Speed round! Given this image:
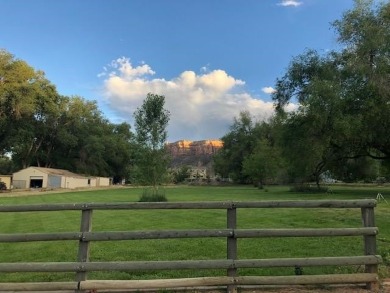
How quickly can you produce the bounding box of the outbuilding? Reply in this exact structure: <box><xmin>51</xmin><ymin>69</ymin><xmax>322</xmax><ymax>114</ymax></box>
<box><xmin>12</xmin><ymin>167</ymin><xmax>111</xmax><ymax>190</ymax></box>
<box><xmin>0</xmin><ymin>175</ymin><xmax>12</xmax><ymax>190</ymax></box>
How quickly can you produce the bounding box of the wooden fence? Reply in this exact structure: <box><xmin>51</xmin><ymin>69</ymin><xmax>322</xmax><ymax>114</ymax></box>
<box><xmin>0</xmin><ymin>200</ymin><xmax>382</xmax><ymax>292</ymax></box>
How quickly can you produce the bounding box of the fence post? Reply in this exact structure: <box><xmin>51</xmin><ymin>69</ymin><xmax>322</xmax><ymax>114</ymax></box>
<box><xmin>361</xmin><ymin>206</ymin><xmax>378</xmax><ymax>291</ymax></box>
<box><xmin>75</xmin><ymin>208</ymin><xmax>93</xmax><ymax>288</ymax></box>
<box><xmin>227</xmin><ymin>204</ymin><xmax>237</xmax><ymax>293</ymax></box>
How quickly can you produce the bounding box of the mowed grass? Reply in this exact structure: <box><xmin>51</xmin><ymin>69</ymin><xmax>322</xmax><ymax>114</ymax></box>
<box><xmin>0</xmin><ymin>184</ymin><xmax>389</xmax><ymax>281</ymax></box>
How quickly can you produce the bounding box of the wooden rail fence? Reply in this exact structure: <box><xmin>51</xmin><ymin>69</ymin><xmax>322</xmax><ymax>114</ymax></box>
<box><xmin>0</xmin><ymin>200</ymin><xmax>382</xmax><ymax>292</ymax></box>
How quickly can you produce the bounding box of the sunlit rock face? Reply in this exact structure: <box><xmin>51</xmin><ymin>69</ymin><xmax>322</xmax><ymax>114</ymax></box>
<box><xmin>166</xmin><ymin>140</ymin><xmax>223</xmax><ymax>167</ymax></box>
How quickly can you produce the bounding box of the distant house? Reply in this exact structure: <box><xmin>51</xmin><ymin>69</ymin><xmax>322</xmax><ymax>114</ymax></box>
<box><xmin>0</xmin><ymin>175</ymin><xmax>12</xmax><ymax>190</ymax></box>
<box><xmin>12</xmin><ymin>167</ymin><xmax>111</xmax><ymax>190</ymax></box>
<box><xmin>188</xmin><ymin>167</ymin><xmax>208</xmax><ymax>181</ymax></box>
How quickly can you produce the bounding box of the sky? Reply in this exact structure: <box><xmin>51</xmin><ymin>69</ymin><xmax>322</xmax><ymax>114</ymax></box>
<box><xmin>1</xmin><ymin>0</ymin><xmax>359</xmax><ymax>142</ymax></box>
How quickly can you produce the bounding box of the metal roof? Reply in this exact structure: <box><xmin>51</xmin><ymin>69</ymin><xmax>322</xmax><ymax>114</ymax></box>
<box><xmin>29</xmin><ymin>167</ymin><xmax>88</xmax><ymax>179</ymax></box>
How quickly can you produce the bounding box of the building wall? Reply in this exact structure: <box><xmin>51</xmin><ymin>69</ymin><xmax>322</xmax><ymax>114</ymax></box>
<box><xmin>61</xmin><ymin>177</ymin><xmax>90</xmax><ymax>189</ymax></box>
<box><xmin>13</xmin><ymin>167</ymin><xmax>48</xmax><ymax>189</ymax></box>
<box><xmin>0</xmin><ymin>176</ymin><xmax>12</xmax><ymax>189</ymax></box>
<box><xmin>97</xmin><ymin>177</ymin><xmax>110</xmax><ymax>186</ymax></box>
<box><xmin>188</xmin><ymin>167</ymin><xmax>208</xmax><ymax>180</ymax></box>
<box><xmin>89</xmin><ymin>178</ymin><xmax>97</xmax><ymax>187</ymax></box>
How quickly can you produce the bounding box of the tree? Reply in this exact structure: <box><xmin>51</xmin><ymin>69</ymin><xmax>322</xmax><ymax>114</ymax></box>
<box><xmin>9</xmin><ymin>77</ymin><xmax>63</xmax><ymax>169</ymax></box>
<box><xmin>0</xmin><ymin>155</ymin><xmax>14</xmax><ymax>174</ymax></box>
<box><xmin>213</xmin><ymin>112</ymin><xmax>286</xmax><ymax>185</ymax></box>
<box><xmin>214</xmin><ymin>111</ymin><xmax>256</xmax><ymax>183</ymax></box>
<box><xmin>280</xmin><ymin>111</ymin><xmax>339</xmax><ymax>187</ymax></box>
<box><xmin>0</xmin><ymin>49</ymin><xmax>44</xmax><ymax>155</ymax></box>
<box><xmin>103</xmin><ymin>122</ymin><xmax>134</xmax><ymax>184</ymax></box>
<box><xmin>133</xmin><ymin>93</ymin><xmax>171</xmax><ymax>193</ymax></box>
<box><xmin>49</xmin><ymin>97</ymin><xmax>134</xmax><ymax>178</ymax></box>
<box><xmin>172</xmin><ymin>165</ymin><xmax>191</xmax><ymax>184</ymax></box>
<box><xmin>332</xmin><ymin>0</ymin><xmax>390</xmax><ymax>160</ymax></box>
<box><xmin>272</xmin><ymin>0</ymin><xmax>390</xmax><ymax>185</ymax></box>
<box><xmin>331</xmin><ymin>156</ymin><xmax>380</xmax><ymax>183</ymax></box>
<box><xmin>0</xmin><ymin>49</ymin><xmax>135</xmax><ymax>178</ymax></box>
<box><xmin>242</xmin><ymin>138</ymin><xmax>283</xmax><ymax>188</ymax></box>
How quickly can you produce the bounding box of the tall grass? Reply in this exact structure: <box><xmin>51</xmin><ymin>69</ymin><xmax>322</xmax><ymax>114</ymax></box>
<box><xmin>139</xmin><ymin>187</ymin><xmax>167</xmax><ymax>202</ymax></box>
<box><xmin>0</xmin><ymin>184</ymin><xmax>389</xmax><ymax>281</ymax></box>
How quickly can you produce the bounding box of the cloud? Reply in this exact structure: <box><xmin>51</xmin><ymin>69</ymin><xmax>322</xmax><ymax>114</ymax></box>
<box><xmin>262</xmin><ymin>87</ymin><xmax>277</xmax><ymax>94</ymax></box>
<box><xmin>100</xmin><ymin>58</ymin><xmax>281</xmax><ymax>141</ymax></box>
<box><xmin>277</xmin><ymin>0</ymin><xmax>303</xmax><ymax>7</ymax></box>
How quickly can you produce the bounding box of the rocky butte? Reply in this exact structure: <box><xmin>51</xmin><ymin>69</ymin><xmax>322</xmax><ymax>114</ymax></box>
<box><xmin>166</xmin><ymin>140</ymin><xmax>223</xmax><ymax>168</ymax></box>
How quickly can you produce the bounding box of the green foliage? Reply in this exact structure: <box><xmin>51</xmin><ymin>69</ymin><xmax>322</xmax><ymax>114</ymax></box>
<box><xmin>379</xmin><ymin>245</ymin><xmax>390</xmax><ymax>266</ymax></box>
<box><xmin>289</xmin><ymin>184</ymin><xmax>329</xmax><ymax>193</ymax></box>
<box><xmin>138</xmin><ymin>188</ymin><xmax>168</xmax><ymax>202</ymax></box>
<box><xmin>242</xmin><ymin>138</ymin><xmax>284</xmax><ymax>188</ymax></box>
<box><xmin>0</xmin><ymin>49</ymin><xmax>134</xmax><ymax>180</ymax></box>
<box><xmin>271</xmin><ymin>1</ymin><xmax>390</xmax><ymax>185</ymax></box>
<box><xmin>214</xmin><ymin>111</ymin><xmax>256</xmax><ymax>183</ymax></box>
<box><xmin>134</xmin><ymin>93</ymin><xmax>170</xmax><ymax>150</ymax></box>
<box><xmin>0</xmin><ymin>49</ymin><xmax>46</xmax><ymax>155</ymax></box>
<box><xmin>172</xmin><ymin>165</ymin><xmax>191</xmax><ymax>184</ymax></box>
<box><xmin>380</xmin><ymin>160</ymin><xmax>390</xmax><ymax>182</ymax></box>
<box><xmin>214</xmin><ymin>113</ymin><xmax>288</xmax><ymax>185</ymax></box>
<box><xmin>0</xmin><ymin>155</ymin><xmax>14</xmax><ymax>174</ymax></box>
<box><xmin>331</xmin><ymin>157</ymin><xmax>380</xmax><ymax>183</ymax></box>
<box><xmin>133</xmin><ymin>93</ymin><xmax>171</xmax><ymax>187</ymax></box>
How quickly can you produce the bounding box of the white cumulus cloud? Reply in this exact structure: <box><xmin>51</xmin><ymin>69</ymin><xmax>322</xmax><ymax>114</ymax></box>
<box><xmin>100</xmin><ymin>58</ymin><xmax>281</xmax><ymax>141</ymax></box>
<box><xmin>277</xmin><ymin>0</ymin><xmax>303</xmax><ymax>7</ymax></box>
<box><xmin>262</xmin><ymin>87</ymin><xmax>277</xmax><ymax>94</ymax></box>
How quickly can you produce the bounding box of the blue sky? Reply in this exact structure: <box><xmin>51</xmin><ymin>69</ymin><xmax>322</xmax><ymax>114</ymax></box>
<box><xmin>2</xmin><ymin>0</ymin><xmax>357</xmax><ymax>141</ymax></box>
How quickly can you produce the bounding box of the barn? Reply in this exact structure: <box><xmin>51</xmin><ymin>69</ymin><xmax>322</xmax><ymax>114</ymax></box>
<box><xmin>12</xmin><ymin>167</ymin><xmax>111</xmax><ymax>190</ymax></box>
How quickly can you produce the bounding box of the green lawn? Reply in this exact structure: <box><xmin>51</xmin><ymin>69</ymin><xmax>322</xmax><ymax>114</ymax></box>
<box><xmin>0</xmin><ymin>184</ymin><xmax>389</xmax><ymax>282</ymax></box>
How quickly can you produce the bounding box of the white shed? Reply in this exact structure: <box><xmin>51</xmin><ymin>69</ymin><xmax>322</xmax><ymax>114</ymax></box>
<box><xmin>12</xmin><ymin>167</ymin><xmax>111</xmax><ymax>190</ymax></box>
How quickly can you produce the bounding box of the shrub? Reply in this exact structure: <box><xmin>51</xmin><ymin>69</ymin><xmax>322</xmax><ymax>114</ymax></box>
<box><xmin>289</xmin><ymin>184</ymin><xmax>329</xmax><ymax>193</ymax></box>
<box><xmin>138</xmin><ymin>188</ymin><xmax>168</xmax><ymax>202</ymax></box>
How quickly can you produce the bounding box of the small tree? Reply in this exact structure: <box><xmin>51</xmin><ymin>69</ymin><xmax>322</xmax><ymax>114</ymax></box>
<box><xmin>213</xmin><ymin>111</ymin><xmax>256</xmax><ymax>183</ymax></box>
<box><xmin>172</xmin><ymin>165</ymin><xmax>191</xmax><ymax>184</ymax></box>
<box><xmin>133</xmin><ymin>93</ymin><xmax>171</xmax><ymax>199</ymax></box>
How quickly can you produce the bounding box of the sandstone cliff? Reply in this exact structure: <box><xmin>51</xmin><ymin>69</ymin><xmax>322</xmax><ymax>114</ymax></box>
<box><xmin>167</xmin><ymin>140</ymin><xmax>223</xmax><ymax>167</ymax></box>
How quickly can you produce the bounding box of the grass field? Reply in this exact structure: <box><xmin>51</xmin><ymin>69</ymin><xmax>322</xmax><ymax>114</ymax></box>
<box><xmin>0</xmin><ymin>184</ymin><xmax>389</xmax><ymax>282</ymax></box>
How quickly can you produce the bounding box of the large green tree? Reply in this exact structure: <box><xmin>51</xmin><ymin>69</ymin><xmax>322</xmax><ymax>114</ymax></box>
<box><xmin>273</xmin><ymin>50</ymin><xmax>346</xmax><ymax>186</ymax></box>
<box><xmin>9</xmin><ymin>79</ymin><xmax>63</xmax><ymax>168</ymax></box>
<box><xmin>214</xmin><ymin>112</ymin><xmax>285</xmax><ymax>185</ymax></box>
<box><xmin>272</xmin><ymin>0</ymin><xmax>390</xmax><ymax>184</ymax></box>
<box><xmin>133</xmin><ymin>93</ymin><xmax>171</xmax><ymax>190</ymax></box>
<box><xmin>333</xmin><ymin>0</ymin><xmax>390</xmax><ymax>160</ymax></box>
<box><xmin>0</xmin><ymin>49</ymin><xmax>47</xmax><ymax>155</ymax></box>
<box><xmin>1</xmin><ymin>49</ymin><xmax>134</xmax><ymax>179</ymax></box>
<box><xmin>48</xmin><ymin>97</ymin><xmax>133</xmax><ymax>179</ymax></box>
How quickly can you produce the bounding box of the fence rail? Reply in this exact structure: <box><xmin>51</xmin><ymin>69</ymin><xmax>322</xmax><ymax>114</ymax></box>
<box><xmin>0</xmin><ymin>199</ymin><xmax>381</xmax><ymax>292</ymax></box>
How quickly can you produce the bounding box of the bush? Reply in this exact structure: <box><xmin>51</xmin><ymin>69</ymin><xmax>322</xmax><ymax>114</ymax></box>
<box><xmin>138</xmin><ymin>188</ymin><xmax>168</xmax><ymax>202</ymax></box>
<box><xmin>375</xmin><ymin>177</ymin><xmax>387</xmax><ymax>184</ymax></box>
<box><xmin>172</xmin><ymin>166</ymin><xmax>191</xmax><ymax>184</ymax></box>
<box><xmin>289</xmin><ymin>184</ymin><xmax>329</xmax><ymax>193</ymax></box>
